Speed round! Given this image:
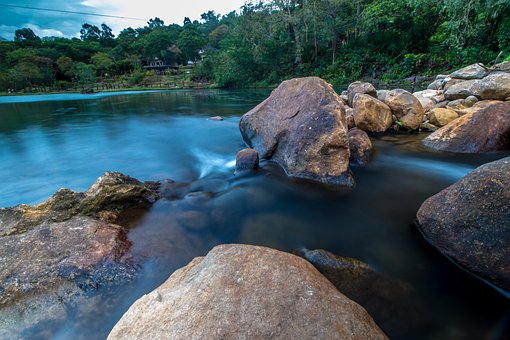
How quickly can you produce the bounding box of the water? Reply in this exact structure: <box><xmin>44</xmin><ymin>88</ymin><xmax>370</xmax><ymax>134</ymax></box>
<box><xmin>0</xmin><ymin>90</ymin><xmax>509</xmax><ymax>339</ymax></box>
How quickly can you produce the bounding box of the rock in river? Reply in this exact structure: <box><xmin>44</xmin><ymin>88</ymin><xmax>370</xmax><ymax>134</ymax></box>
<box><xmin>108</xmin><ymin>244</ymin><xmax>388</xmax><ymax>339</ymax></box>
<box><xmin>353</xmin><ymin>93</ymin><xmax>393</xmax><ymax>132</ymax></box>
<box><xmin>417</xmin><ymin>157</ymin><xmax>510</xmax><ymax>291</ymax></box>
<box><xmin>378</xmin><ymin>89</ymin><xmax>425</xmax><ymax>130</ymax></box>
<box><xmin>235</xmin><ymin>148</ymin><xmax>259</xmax><ymax>171</ymax></box>
<box><xmin>348</xmin><ymin>128</ymin><xmax>373</xmax><ymax>165</ymax></box>
<box><xmin>0</xmin><ymin>172</ymin><xmax>161</xmax><ymax>335</ymax></box>
<box><xmin>422</xmin><ymin>101</ymin><xmax>510</xmax><ymax>153</ymax></box>
<box><xmin>239</xmin><ymin>77</ymin><xmax>354</xmax><ymax>187</ymax></box>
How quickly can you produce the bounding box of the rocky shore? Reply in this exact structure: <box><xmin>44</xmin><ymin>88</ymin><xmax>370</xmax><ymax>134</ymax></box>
<box><xmin>1</xmin><ymin>61</ymin><xmax>509</xmax><ymax>338</ymax></box>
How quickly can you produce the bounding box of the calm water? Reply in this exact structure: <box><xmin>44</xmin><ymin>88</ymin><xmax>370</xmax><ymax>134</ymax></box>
<box><xmin>0</xmin><ymin>90</ymin><xmax>509</xmax><ymax>339</ymax></box>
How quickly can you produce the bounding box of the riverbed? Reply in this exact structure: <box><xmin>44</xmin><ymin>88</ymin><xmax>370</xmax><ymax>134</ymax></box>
<box><xmin>0</xmin><ymin>90</ymin><xmax>508</xmax><ymax>339</ymax></box>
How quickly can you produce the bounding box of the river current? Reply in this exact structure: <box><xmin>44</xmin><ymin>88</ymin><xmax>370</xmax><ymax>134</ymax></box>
<box><xmin>0</xmin><ymin>90</ymin><xmax>508</xmax><ymax>339</ymax></box>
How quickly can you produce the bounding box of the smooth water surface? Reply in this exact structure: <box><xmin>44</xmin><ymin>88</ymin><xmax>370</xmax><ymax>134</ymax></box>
<box><xmin>0</xmin><ymin>90</ymin><xmax>509</xmax><ymax>339</ymax></box>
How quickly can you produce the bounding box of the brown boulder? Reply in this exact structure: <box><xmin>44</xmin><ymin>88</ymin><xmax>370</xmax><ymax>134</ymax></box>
<box><xmin>353</xmin><ymin>94</ymin><xmax>393</xmax><ymax>132</ymax></box>
<box><xmin>428</xmin><ymin>108</ymin><xmax>459</xmax><ymax>127</ymax></box>
<box><xmin>348</xmin><ymin>128</ymin><xmax>373</xmax><ymax>165</ymax></box>
<box><xmin>235</xmin><ymin>148</ymin><xmax>259</xmax><ymax>171</ymax></box>
<box><xmin>239</xmin><ymin>77</ymin><xmax>353</xmax><ymax>187</ymax></box>
<box><xmin>108</xmin><ymin>244</ymin><xmax>388</xmax><ymax>339</ymax></box>
<box><xmin>416</xmin><ymin>157</ymin><xmax>510</xmax><ymax>291</ymax></box>
<box><xmin>347</xmin><ymin>81</ymin><xmax>377</xmax><ymax>107</ymax></box>
<box><xmin>422</xmin><ymin>101</ymin><xmax>510</xmax><ymax>153</ymax></box>
<box><xmin>379</xmin><ymin>89</ymin><xmax>424</xmax><ymax>130</ymax></box>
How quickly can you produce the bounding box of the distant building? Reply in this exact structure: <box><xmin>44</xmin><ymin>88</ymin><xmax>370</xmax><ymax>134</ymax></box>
<box><xmin>143</xmin><ymin>58</ymin><xmax>178</xmax><ymax>72</ymax></box>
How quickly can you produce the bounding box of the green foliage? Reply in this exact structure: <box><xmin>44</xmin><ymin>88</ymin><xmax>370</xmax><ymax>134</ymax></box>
<box><xmin>0</xmin><ymin>0</ymin><xmax>507</xmax><ymax>92</ymax></box>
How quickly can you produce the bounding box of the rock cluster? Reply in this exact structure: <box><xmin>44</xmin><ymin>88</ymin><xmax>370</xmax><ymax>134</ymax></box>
<box><xmin>419</xmin><ymin>62</ymin><xmax>510</xmax><ymax>152</ymax></box>
<box><xmin>108</xmin><ymin>244</ymin><xmax>388</xmax><ymax>339</ymax></box>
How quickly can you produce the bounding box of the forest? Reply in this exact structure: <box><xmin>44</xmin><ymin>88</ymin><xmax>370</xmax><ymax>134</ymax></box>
<box><xmin>0</xmin><ymin>0</ymin><xmax>508</xmax><ymax>92</ymax></box>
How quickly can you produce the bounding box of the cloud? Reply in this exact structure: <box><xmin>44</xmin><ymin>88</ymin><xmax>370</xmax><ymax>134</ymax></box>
<box><xmin>25</xmin><ymin>24</ymin><xmax>65</xmax><ymax>38</ymax></box>
<box><xmin>0</xmin><ymin>0</ymin><xmax>247</xmax><ymax>40</ymax></box>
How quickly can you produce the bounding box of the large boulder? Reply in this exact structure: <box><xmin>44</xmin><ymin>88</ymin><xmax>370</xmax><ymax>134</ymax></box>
<box><xmin>348</xmin><ymin>128</ymin><xmax>373</xmax><ymax>165</ymax></box>
<box><xmin>422</xmin><ymin>101</ymin><xmax>510</xmax><ymax>153</ymax></box>
<box><xmin>379</xmin><ymin>89</ymin><xmax>425</xmax><ymax>130</ymax></box>
<box><xmin>445</xmin><ymin>72</ymin><xmax>510</xmax><ymax>100</ymax></box>
<box><xmin>0</xmin><ymin>172</ymin><xmax>161</xmax><ymax>335</ymax></box>
<box><xmin>296</xmin><ymin>249</ymin><xmax>424</xmax><ymax>339</ymax></box>
<box><xmin>353</xmin><ymin>94</ymin><xmax>393</xmax><ymax>132</ymax></box>
<box><xmin>450</xmin><ymin>63</ymin><xmax>489</xmax><ymax>80</ymax></box>
<box><xmin>413</xmin><ymin>90</ymin><xmax>440</xmax><ymax>112</ymax></box>
<box><xmin>108</xmin><ymin>244</ymin><xmax>388</xmax><ymax>339</ymax></box>
<box><xmin>427</xmin><ymin>108</ymin><xmax>459</xmax><ymax>127</ymax></box>
<box><xmin>347</xmin><ymin>81</ymin><xmax>377</xmax><ymax>107</ymax></box>
<box><xmin>239</xmin><ymin>77</ymin><xmax>353</xmax><ymax>187</ymax></box>
<box><xmin>416</xmin><ymin>157</ymin><xmax>510</xmax><ymax>291</ymax></box>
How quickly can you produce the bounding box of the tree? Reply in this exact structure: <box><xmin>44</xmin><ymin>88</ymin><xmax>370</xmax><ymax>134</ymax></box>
<box><xmin>80</xmin><ymin>24</ymin><xmax>101</xmax><ymax>42</ymax></box>
<box><xmin>178</xmin><ymin>21</ymin><xmax>207</xmax><ymax>61</ymax></box>
<box><xmin>148</xmin><ymin>17</ymin><xmax>165</xmax><ymax>29</ymax></box>
<box><xmin>100</xmin><ymin>24</ymin><xmax>115</xmax><ymax>47</ymax></box>
<box><xmin>91</xmin><ymin>52</ymin><xmax>114</xmax><ymax>77</ymax></box>
<box><xmin>14</xmin><ymin>28</ymin><xmax>42</xmax><ymax>47</ymax></box>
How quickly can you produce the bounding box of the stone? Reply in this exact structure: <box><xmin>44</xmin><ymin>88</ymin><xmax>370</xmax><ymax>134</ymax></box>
<box><xmin>0</xmin><ymin>172</ymin><xmax>160</xmax><ymax>237</ymax></box>
<box><xmin>428</xmin><ymin>108</ymin><xmax>459</xmax><ymax>127</ymax></box>
<box><xmin>413</xmin><ymin>90</ymin><xmax>439</xmax><ymax>112</ymax></box>
<box><xmin>108</xmin><ymin>244</ymin><xmax>388</xmax><ymax>339</ymax></box>
<box><xmin>446</xmin><ymin>99</ymin><xmax>466</xmax><ymax>111</ymax></box>
<box><xmin>347</xmin><ymin>81</ymin><xmax>377</xmax><ymax>107</ymax></box>
<box><xmin>345</xmin><ymin>107</ymin><xmax>356</xmax><ymax>129</ymax></box>
<box><xmin>422</xmin><ymin>101</ymin><xmax>510</xmax><ymax>153</ymax></box>
<box><xmin>450</xmin><ymin>63</ymin><xmax>489</xmax><ymax>80</ymax></box>
<box><xmin>208</xmin><ymin>116</ymin><xmax>224</xmax><ymax>121</ymax></box>
<box><xmin>295</xmin><ymin>248</ymin><xmax>423</xmax><ymax>339</ymax></box>
<box><xmin>348</xmin><ymin>128</ymin><xmax>373</xmax><ymax>165</ymax></box>
<box><xmin>443</xmin><ymin>78</ymin><xmax>465</xmax><ymax>91</ymax></box>
<box><xmin>417</xmin><ymin>157</ymin><xmax>510</xmax><ymax>291</ymax></box>
<box><xmin>235</xmin><ymin>148</ymin><xmax>259</xmax><ymax>171</ymax></box>
<box><xmin>420</xmin><ymin>122</ymin><xmax>438</xmax><ymax>132</ymax></box>
<box><xmin>239</xmin><ymin>77</ymin><xmax>353</xmax><ymax>187</ymax></box>
<box><xmin>379</xmin><ymin>89</ymin><xmax>425</xmax><ymax>130</ymax></box>
<box><xmin>427</xmin><ymin>78</ymin><xmax>447</xmax><ymax>91</ymax></box>
<box><xmin>464</xmin><ymin>95</ymin><xmax>478</xmax><ymax>107</ymax></box>
<box><xmin>492</xmin><ymin>61</ymin><xmax>510</xmax><ymax>73</ymax></box>
<box><xmin>353</xmin><ymin>94</ymin><xmax>393</xmax><ymax>132</ymax></box>
<box><xmin>445</xmin><ymin>73</ymin><xmax>510</xmax><ymax>100</ymax></box>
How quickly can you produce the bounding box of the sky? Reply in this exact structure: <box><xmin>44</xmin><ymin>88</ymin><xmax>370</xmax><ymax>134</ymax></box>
<box><xmin>0</xmin><ymin>0</ymin><xmax>248</xmax><ymax>40</ymax></box>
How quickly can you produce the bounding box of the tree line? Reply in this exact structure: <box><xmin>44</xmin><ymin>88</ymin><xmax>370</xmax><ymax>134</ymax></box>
<box><xmin>0</xmin><ymin>0</ymin><xmax>508</xmax><ymax>92</ymax></box>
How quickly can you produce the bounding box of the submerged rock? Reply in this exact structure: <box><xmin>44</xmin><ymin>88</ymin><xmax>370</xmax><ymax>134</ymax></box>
<box><xmin>348</xmin><ymin>128</ymin><xmax>373</xmax><ymax>165</ymax></box>
<box><xmin>239</xmin><ymin>77</ymin><xmax>354</xmax><ymax>187</ymax></box>
<box><xmin>108</xmin><ymin>244</ymin><xmax>388</xmax><ymax>339</ymax></box>
<box><xmin>417</xmin><ymin>157</ymin><xmax>510</xmax><ymax>291</ymax></box>
<box><xmin>296</xmin><ymin>248</ymin><xmax>424</xmax><ymax>339</ymax></box>
<box><xmin>235</xmin><ymin>148</ymin><xmax>259</xmax><ymax>172</ymax></box>
<box><xmin>422</xmin><ymin>101</ymin><xmax>510</xmax><ymax>153</ymax></box>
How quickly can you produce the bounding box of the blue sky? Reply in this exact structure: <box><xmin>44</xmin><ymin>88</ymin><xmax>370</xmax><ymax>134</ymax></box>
<box><xmin>0</xmin><ymin>0</ymin><xmax>247</xmax><ymax>39</ymax></box>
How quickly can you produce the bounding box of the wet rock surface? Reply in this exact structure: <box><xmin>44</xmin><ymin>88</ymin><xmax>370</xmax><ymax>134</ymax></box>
<box><xmin>295</xmin><ymin>248</ymin><xmax>425</xmax><ymax>339</ymax></box>
<box><xmin>348</xmin><ymin>128</ymin><xmax>373</xmax><ymax>165</ymax></box>
<box><xmin>417</xmin><ymin>157</ymin><xmax>510</xmax><ymax>291</ymax></box>
<box><xmin>239</xmin><ymin>77</ymin><xmax>353</xmax><ymax>187</ymax></box>
<box><xmin>108</xmin><ymin>244</ymin><xmax>388</xmax><ymax>339</ymax></box>
<box><xmin>422</xmin><ymin>101</ymin><xmax>510</xmax><ymax>153</ymax></box>
<box><xmin>0</xmin><ymin>172</ymin><xmax>161</xmax><ymax>336</ymax></box>
<box><xmin>235</xmin><ymin>148</ymin><xmax>259</xmax><ymax>171</ymax></box>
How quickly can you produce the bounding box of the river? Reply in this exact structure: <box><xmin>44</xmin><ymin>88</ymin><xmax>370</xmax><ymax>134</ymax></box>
<box><xmin>0</xmin><ymin>90</ymin><xmax>508</xmax><ymax>339</ymax></box>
